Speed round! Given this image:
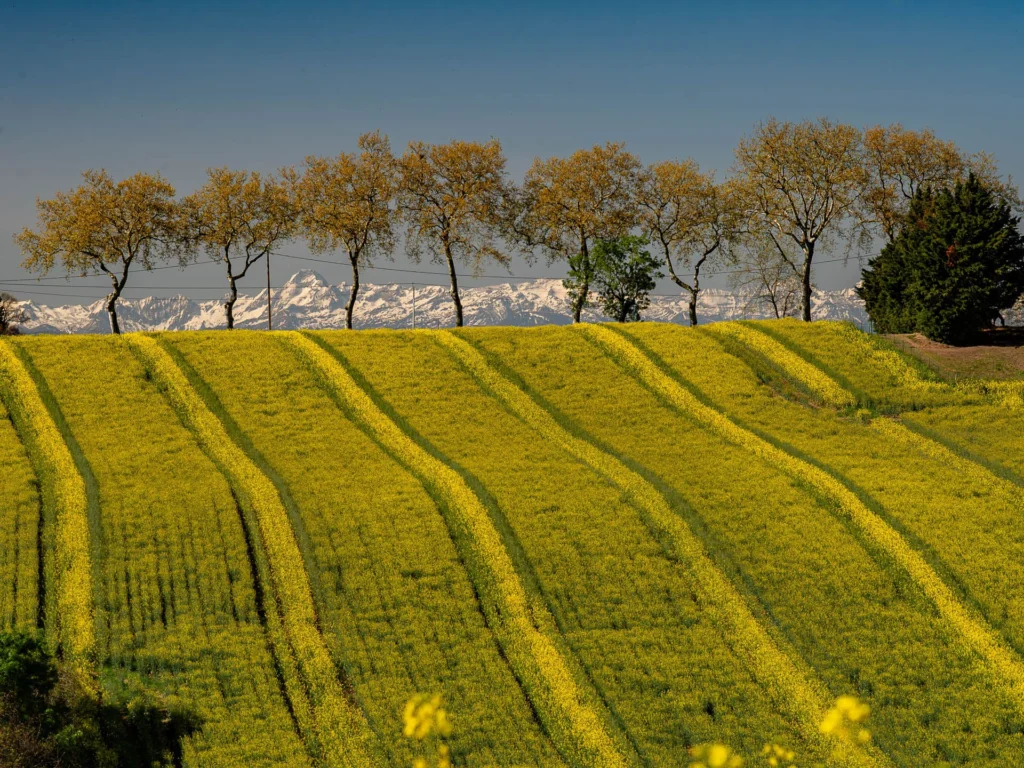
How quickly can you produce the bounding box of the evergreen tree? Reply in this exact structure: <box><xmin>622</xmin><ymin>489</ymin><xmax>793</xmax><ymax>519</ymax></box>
<box><xmin>589</xmin><ymin>235</ymin><xmax>664</xmax><ymax>322</ymax></box>
<box><xmin>859</xmin><ymin>174</ymin><xmax>1024</xmax><ymax>343</ymax></box>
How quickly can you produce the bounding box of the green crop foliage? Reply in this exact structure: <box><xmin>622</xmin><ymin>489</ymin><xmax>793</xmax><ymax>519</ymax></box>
<box><xmin>164</xmin><ymin>330</ymin><xmax>567</xmax><ymax>768</ymax></box>
<box><xmin>5</xmin><ymin>322</ymin><xmax>1024</xmax><ymax>765</ymax></box>
<box><xmin>16</xmin><ymin>335</ymin><xmax>311</xmax><ymax>767</ymax></box>
<box><xmin>321</xmin><ymin>328</ymin><xmax>825</xmax><ymax>766</ymax></box>
<box><xmin>0</xmin><ymin>339</ymin><xmax>93</xmax><ymax>687</ymax></box>
<box><xmin>125</xmin><ymin>333</ymin><xmax>378</xmax><ymax>768</ymax></box>
<box><xmin>0</xmin><ymin>395</ymin><xmax>41</xmax><ymax>631</ymax></box>
<box><xmin>468</xmin><ymin>324</ymin><xmax>1024</xmax><ymax>765</ymax></box>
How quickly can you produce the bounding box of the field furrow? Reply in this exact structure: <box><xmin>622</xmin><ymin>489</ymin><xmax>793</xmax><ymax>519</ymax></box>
<box><xmin>434</xmin><ymin>331</ymin><xmax>874</xmax><ymax>767</ymax></box>
<box><xmin>0</xmin><ymin>340</ymin><xmax>93</xmax><ymax>681</ymax></box>
<box><xmin>0</xmin><ymin>391</ymin><xmax>41</xmax><ymax>632</ymax></box>
<box><xmin>593</xmin><ymin>325</ymin><xmax>1024</xmax><ymax>707</ymax></box>
<box><xmin>467</xmin><ymin>324</ymin><xmax>1024</xmax><ymax>765</ymax></box>
<box><xmin>318</xmin><ymin>328</ymin><xmax>827</xmax><ymax>766</ymax></box>
<box><xmin>654</xmin><ymin>323</ymin><xmax>1024</xmax><ymax>665</ymax></box>
<box><xmin>284</xmin><ymin>330</ymin><xmax>627</xmax><ymax>768</ymax></box>
<box><xmin>125</xmin><ymin>333</ymin><xmax>378</xmax><ymax>768</ymax></box>
<box><xmin>164</xmin><ymin>330</ymin><xmax>567</xmax><ymax>768</ymax></box>
<box><xmin>18</xmin><ymin>336</ymin><xmax>310</xmax><ymax>767</ymax></box>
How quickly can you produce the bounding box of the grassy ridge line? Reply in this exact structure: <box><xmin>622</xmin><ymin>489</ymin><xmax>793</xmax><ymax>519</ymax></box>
<box><xmin>436</xmin><ymin>331</ymin><xmax>875</xmax><ymax>768</ymax></box>
<box><xmin>283</xmin><ymin>331</ymin><xmax>628</xmax><ymax>768</ymax></box>
<box><xmin>583</xmin><ymin>323</ymin><xmax>1024</xmax><ymax>717</ymax></box>
<box><xmin>124</xmin><ymin>333</ymin><xmax>375</xmax><ymax>768</ymax></box>
<box><xmin>707</xmin><ymin>323</ymin><xmax>856</xmax><ymax>408</ymax></box>
<box><xmin>0</xmin><ymin>339</ymin><xmax>93</xmax><ymax>683</ymax></box>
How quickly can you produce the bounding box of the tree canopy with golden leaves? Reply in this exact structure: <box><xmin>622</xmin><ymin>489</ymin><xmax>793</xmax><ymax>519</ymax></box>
<box><xmin>398</xmin><ymin>138</ymin><xmax>509</xmax><ymax>327</ymax></box>
<box><xmin>15</xmin><ymin>169</ymin><xmax>181</xmax><ymax>334</ymax></box>
<box><xmin>181</xmin><ymin>168</ymin><xmax>295</xmax><ymax>329</ymax></box>
<box><xmin>290</xmin><ymin>130</ymin><xmax>399</xmax><ymax>329</ymax></box>
<box><xmin>861</xmin><ymin>123</ymin><xmax>1019</xmax><ymax>243</ymax></box>
<box><xmin>733</xmin><ymin>117</ymin><xmax>867</xmax><ymax>321</ymax></box>
<box><xmin>515</xmin><ymin>142</ymin><xmax>640</xmax><ymax>322</ymax></box>
<box><xmin>636</xmin><ymin>160</ymin><xmax>741</xmax><ymax>326</ymax></box>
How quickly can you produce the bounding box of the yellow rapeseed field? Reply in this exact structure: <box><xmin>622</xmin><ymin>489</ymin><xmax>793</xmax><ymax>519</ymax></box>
<box><xmin>326</xmin><ymin>329</ymin><xmax>824</xmax><ymax>766</ymax></box>
<box><xmin>469</xmin><ymin>325</ymin><xmax>1024</xmax><ymax>765</ymax></box>
<box><xmin>0</xmin><ymin>389</ymin><xmax>41</xmax><ymax>632</ymax></box>
<box><xmin>125</xmin><ymin>333</ymin><xmax>378</xmax><ymax>768</ymax></box>
<box><xmin>164</xmin><ymin>330</ymin><xmax>566</xmax><ymax>768</ymax></box>
<box><xmin>18</xmin><ymin>335</ymin><xmax>311</xmax><ymax>767</ymax></box>
<box><xmin>0</xmin><ymin>339</ymin><xmax>93</xmax><ymax>684</ymax></box>
<box><xmin>4</xmin><ymin>321</ymin><xmax>1024</xmax><ymax>766</ymax></box>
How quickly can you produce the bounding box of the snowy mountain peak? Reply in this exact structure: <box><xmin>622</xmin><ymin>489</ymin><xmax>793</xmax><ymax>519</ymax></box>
<box><xmin>12</xmin><ymin>272</ymin><xmax>873</xmax><ymax>334</ymax></box>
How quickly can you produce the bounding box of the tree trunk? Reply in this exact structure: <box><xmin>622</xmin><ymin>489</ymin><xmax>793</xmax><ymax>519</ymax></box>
<box><xmin>346</xmin><ymin>255</ymin><xmax>360</xmax><ymax>331</ymax></box>
<box><xmin>688</xmin><ymin>291</ymin><xmax>699</xmax><ymax>327</ymax></box>
<box><xmin>801</xmin><ymin>243</ymin><xmax>815</xmax><ymax>322</ymax></box>
<box><xmin>225</xmin><ymin>273</ymin><xmax>238</xmax><ymax>330</ymax></box>
<box><xmin>444</xmin><ymin>242</ymin><xmax>463</xmax><ymax>328</ymax></box>
<box><xmin>105</xmin><ymin>291</ymin><xmax>121</xmax><ymax>335</ymax></box>
<box><xmin>572</xmin><ymin>237</ymin><xmax>590</xmax><ymax>324</ymax></box>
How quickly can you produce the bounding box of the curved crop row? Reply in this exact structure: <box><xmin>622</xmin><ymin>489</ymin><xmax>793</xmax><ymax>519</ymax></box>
<box><xmin>582</xmin><ymin>324</ymin><xmax>1024</xmax><ymax>716</ymax></box>
<box><xmin>124</xmin><ymin>333</ymin><xmax>375</xmax><ymax>768</ymax></box>
<box><xmin>435</xmin><ymin>331</ymin><xmax>875</xmax><ymax>768</ymax></box>
<box><xmin>869</xmin><ymin>417</ymin><xmax>1024</xmax><ymax>499</ymax></box>
<box><xmin>719</xmin><ymin>323</ymin><xmax>1024</xmax><ymax>494</ymax></box>
<box><xmin>282</xmin><ymin>331</ymin><xmax>627</xmax><ymax>768</ymax></box>
<box><xmin>167</xmin><ymin>330</ymin><xmax>566</xmax><ymax>767</ymax></box>
<box><xmin>0</xmin><ymin>340</ymin><xmax>93</xmax><ymax>682</ymax></box>
<box><xmin>0</xmin><ymin>397</ymin><xmax>41</xmax><ymax>632</ymax></box>
<box><xmin>707</xmin><ymin>323</ymin><xmax>855</xmax><ymax>408</ymax></box>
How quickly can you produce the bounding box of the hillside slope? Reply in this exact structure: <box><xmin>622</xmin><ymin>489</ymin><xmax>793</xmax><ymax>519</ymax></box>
<box><xmin>1</xmin><ymin>322</ymin><xmax>1023</xmax><ymax>767</ymax></box>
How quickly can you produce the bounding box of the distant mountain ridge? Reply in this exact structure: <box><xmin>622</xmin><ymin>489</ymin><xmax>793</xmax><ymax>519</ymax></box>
<box><xmin>15</xmin><ymin>269</ymin><xmax>871</xmax><ymax>334</ymax></box>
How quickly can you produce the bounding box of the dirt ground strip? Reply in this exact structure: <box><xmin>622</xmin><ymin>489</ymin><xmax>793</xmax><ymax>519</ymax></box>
<box><xmin>886</xmin><ymin>329</ymin><xmax>1024</xmax><ymax>380</ymax></box>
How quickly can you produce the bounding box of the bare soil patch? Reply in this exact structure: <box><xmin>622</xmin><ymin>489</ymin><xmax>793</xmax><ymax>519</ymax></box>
<box><xmin>886</xmin><ymin>328</ymin><xmax>1024</xmax><ymax>380</ymax></box>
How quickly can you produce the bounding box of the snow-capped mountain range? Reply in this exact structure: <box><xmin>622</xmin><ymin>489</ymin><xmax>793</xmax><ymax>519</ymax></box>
<box><xmin>13</xmin><ymin>269</ymin><xmax>871</xmax><ymax>334</ymax></box>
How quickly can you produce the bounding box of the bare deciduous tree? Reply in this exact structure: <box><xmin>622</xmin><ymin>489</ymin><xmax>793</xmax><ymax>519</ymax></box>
<box><xmin>729</xmin><ymin>236</ymin><xmax>803</xmax><ymax>320</ymax></box>
<box><xmin>733</xmin><ymin>117</ymin><xmax>866</xmax><ymax>321</ymax></box>
<box><xmin>15</xmin><ymin>170</ymin><xmax>182</xmax><ymax>334</ymax></box>
<box><xmin>637</xmin><ymin>160</ymin><xmax>741</xmax><ymax>326</ymax></box>
<box><xmin>289</xmin><ymin>130</ymin><xmax>399</xmax><ymax>330</ymax></box>
<box><xmin>182</xmin><ymin>169</ymin><xmax>295</xmax><ymax>329</ymax></box>
<box><xmin>0</xmin><ymin>293</ymin><xmax>26</xmax><ymax>335</ymax></box>
<box><xmin>398</xmin><ymin>139</ymin><xmax>510</xmax><ymax>327</ymax></box>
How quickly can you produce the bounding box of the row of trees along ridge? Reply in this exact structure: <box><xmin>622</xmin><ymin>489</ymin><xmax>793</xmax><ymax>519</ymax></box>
<box><xmin>13</xmin><ymin>120</ymin><xmax>1019</xmax><ymax>333</ymax></box>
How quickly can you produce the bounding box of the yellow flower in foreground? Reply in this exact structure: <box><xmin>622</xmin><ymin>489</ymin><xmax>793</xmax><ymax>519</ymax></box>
<box><xmin>690</xmin><ymin>742</ymin><xmax>744</xmax><ymax>768</ymax></box>
<box><xmin>820</xmin><ymin>695</ymin><xmax>871</xmax><ymax>745</ymax></box>
<box><xmin>403</xmin><ymin>694</ymin><xmax>452</xmax><ymax>741</ymax></box>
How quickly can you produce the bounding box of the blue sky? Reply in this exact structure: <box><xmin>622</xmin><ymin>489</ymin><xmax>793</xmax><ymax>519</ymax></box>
<box><xmin>1</xmin><ymin>0</ymin><xmax>1021</xmax><ymax>304</ymax></box>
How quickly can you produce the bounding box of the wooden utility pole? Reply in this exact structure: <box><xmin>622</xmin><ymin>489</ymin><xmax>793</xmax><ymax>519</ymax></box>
<box><xmin>266</xmin><ymin>252</ymin><xmax>272</xmax><ymax>330</ymax></box>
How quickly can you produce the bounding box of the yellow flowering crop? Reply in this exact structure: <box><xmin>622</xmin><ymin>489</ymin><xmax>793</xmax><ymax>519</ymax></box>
<box><xmin>689</xmin><ymin>743</ymin><xmax>744</xmax><ymax>768</ymax></box>
<box><xmin>587</xmin><ymin>324</ymin><xmax>1024</xmax><ymax>719</ymax></box>
<box><xmin>166</xmin><ymin>330</ymin><xmax>565</xmax><ymax>767</ymax></box>
<box><xmin>20</xmin><ymin>335</ymin><xmax>312</xmax><ymax>765</ymax></box>
<box><xmin>331</xmin><ymin>328</ymin><xmax>817</xmax><ymax>763</ymax></box>
<box><xmin>433</xmin><ymin>330</ymin><xmax>873</xmax><ymax>766</ymax></box>
<box><xmin>820</xmin><ymin>695</ymin><xmax>872</xmax><ymax>747</ymax></box>
<box><xmin>707</xmin><ymin>322</ymin><xmax>856</xmax><ymax>408</ymax></box>
<box><xmin>125</xmin><ymin>333</ymin><xmax>375</xmax><ymax>768</ymax></box>
<box><xmin>0</xmin><ymin>339</ymin><xmax>93</xmax><ymax>684</ymax></box>
<box><xmin>0</xmin><ymin>396</ymin><xmax>41</xmax><ymax>631</ymax></box>
<box><xmin>284</xmin><ymin>331</ymin><xmax>624</xmax><ymax>768</ymax></box>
